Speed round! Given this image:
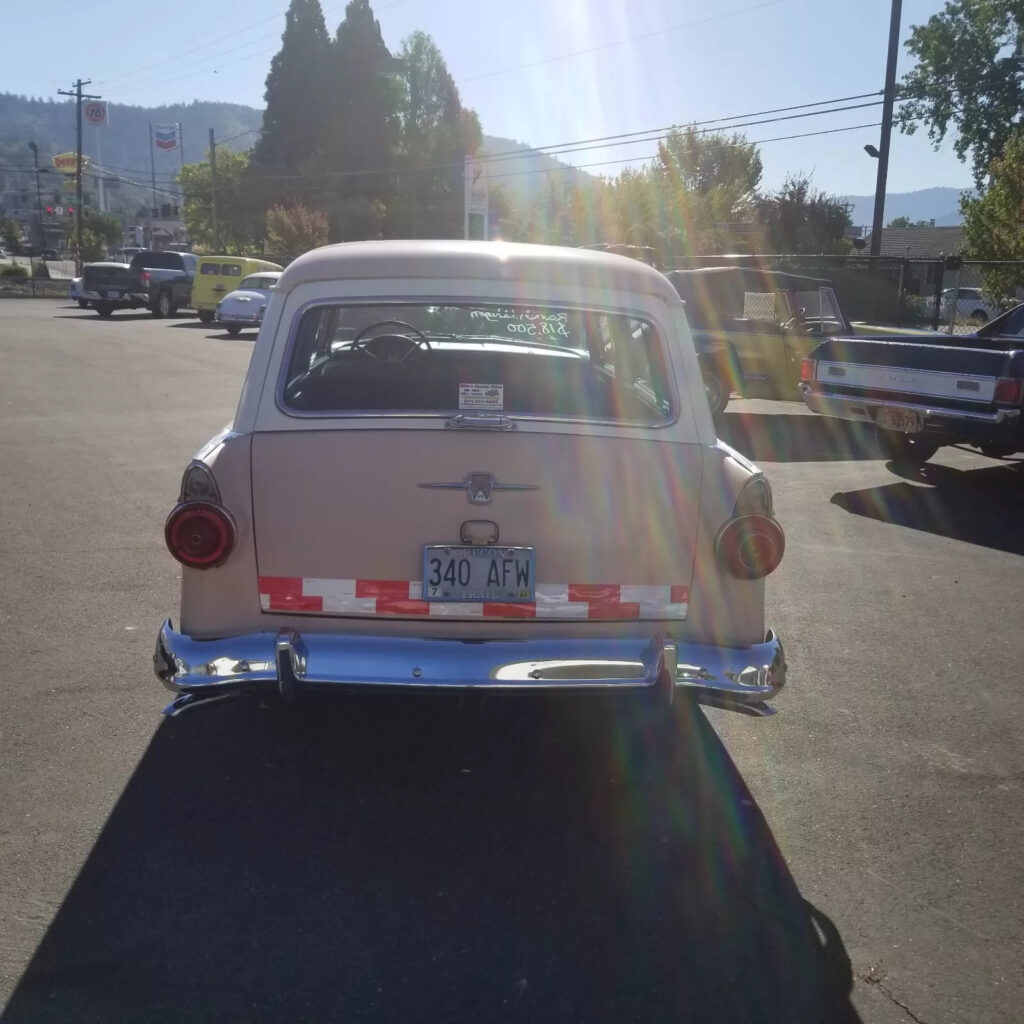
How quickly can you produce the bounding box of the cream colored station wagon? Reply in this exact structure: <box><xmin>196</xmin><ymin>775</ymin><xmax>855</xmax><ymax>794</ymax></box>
<box><xmin>155</xmin><ymin>241</ymin><xmax>787</xmax><ymax>717</ymax></box>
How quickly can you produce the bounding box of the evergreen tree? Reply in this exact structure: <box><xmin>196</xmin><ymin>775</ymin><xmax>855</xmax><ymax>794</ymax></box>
<box><xmin>326</xmin><ymin>0</ymin><xmax>402</xmax><ymax>240</ymax></box>
<box><xmin>252</xmin><ymin>0</ymin><xmax>332</xmax><ymax>190</ymax></box>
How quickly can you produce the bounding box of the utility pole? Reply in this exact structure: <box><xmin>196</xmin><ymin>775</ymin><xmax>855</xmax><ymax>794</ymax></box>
<box><xmin>28</xmin><ymin>142</ymin><xmax>44</xmax><ymax>250</ymax></box>
<box><xmin>869</xmin><ymin>0</ymin><xmax>902</xmax><ymax>257</ymax></box>
<box><xmin>209</xmin><ymin>128</ymin><xmax>218</xmax><ymax>252</ymax></box>
<box><xmin>57</xmin><ymin>79</ymin><xmax>101</xmax><ymax>272</ymax></box>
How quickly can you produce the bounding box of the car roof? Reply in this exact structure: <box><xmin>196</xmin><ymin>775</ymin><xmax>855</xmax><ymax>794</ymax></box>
<box><xmin>275</xmin><ymin>240</ymin><xmax>680</xmax><ymax>304</ymax></box>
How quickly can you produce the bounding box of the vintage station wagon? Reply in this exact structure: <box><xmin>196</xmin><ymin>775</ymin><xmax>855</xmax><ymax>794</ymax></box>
<box><xmin>155</xmin><ymin>241</ymin><xmax>786</xmax><ymax>717</ymax></box>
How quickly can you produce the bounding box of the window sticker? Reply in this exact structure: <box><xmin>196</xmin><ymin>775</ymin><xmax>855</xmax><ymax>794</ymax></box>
<box><xmin>459</xmin><ymin>383</ymin><xmax>504</xmax><ymax>410</ymax></box>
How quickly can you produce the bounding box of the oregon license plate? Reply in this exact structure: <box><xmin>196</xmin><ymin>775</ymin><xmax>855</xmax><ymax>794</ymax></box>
<box><xmin>422</xmin><ymin>546</ymin><xmax>535</xmax><ymax>602</ymax></box>
<box><xmin>876</xmin><ymin>407</ymin><xmax>921</xmax><ymax>433</ymax></box>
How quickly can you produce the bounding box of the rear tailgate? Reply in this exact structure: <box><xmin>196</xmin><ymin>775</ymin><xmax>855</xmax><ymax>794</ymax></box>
<box><xmin>811</xmin><ymin>336</ymin><xmax>1011</xmax><ymax>405</ymax></box>
<box><xmin>82</xmin><ymin>264</ymin><xmax>131</xmax><ymax>296</ymax></box>
<box><xmin>251</xmin><ymin>430</ymin><xmax>700</xmax><ymax>624</ymax></box>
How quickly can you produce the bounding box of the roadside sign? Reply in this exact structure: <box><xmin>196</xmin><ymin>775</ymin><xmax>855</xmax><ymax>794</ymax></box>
<box><xmin>84</xmin><ymin>101</ymin><xmax>108</xmax><ymax>126</ymax></box>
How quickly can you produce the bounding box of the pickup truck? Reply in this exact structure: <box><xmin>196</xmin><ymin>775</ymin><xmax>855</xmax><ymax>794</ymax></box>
<box><xmin>799</xmin><ymin>303</ymin><xmax>1024</xmax><ymax>466</ymax></box>
<box><xmin>667</xmin><ymin>267</ymin><xmax>851</xmax><ymax>416</ymax></box>
<box><xmin>84</xmin><ymin>250</ymin><xmax>198</xmax><ymax>318</ymax></box>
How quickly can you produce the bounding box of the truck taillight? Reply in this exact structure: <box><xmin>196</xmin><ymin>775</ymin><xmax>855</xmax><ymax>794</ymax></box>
<box><xmin>140</xmin><ymin>271</ymin><xmax>150</xmax><ymax>284</ymax></box>
<box><xmin>994</xmin><ymin>378</ymin><xmax>1023</xmax><ymax>405</ymax></box>
<box><xmin>165</xmin><ymin>502</ymin><xmax>235</xmax><ymax>569</ymax></box>
<box><xmin>800</xmin><ymin>358</ymin><xmax>816</xmax><ymax>382</ymax></box>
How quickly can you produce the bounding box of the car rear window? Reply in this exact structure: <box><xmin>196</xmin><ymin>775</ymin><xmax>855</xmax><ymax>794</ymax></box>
<box><xmin>281</xmin><ymin>302</ymin><xmax>673</xmax><ymax>424</ymax></box>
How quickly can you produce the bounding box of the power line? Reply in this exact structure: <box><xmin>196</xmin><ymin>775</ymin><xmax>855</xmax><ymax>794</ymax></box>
<box><xmin>244</xmin><ymin>98</ymin><xmax>890</xmax><ymax>183</ymax></box>
<box><xmin>484</xmin><ymin>122</ymin><xmax>885</xmax><ymax>182</ymax></box>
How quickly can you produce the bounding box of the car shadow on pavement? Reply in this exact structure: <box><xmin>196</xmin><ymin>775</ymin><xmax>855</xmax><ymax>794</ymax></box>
<box><xmin>52</xmin><ymin>312</ymin><xmax>162</xmax><ymax>322</ymax></box>
<box><xmin>718</xmin><ymin>412</ymin><xmax>876</xmax><ymax>463</ymax></box>
<box><xmin>3</xmin><ymin>695</ymin><xmax>859</xmax><ymax>1024</ymax></box>
<box><xmin>832</xmin><ymin>458</ymin><xmax>1024</xmax><ymax>556</ymax></box>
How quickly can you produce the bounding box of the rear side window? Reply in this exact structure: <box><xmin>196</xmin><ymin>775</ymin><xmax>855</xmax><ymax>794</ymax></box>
<box><xmin>131</xmin><ymin>251</ymin><xmax>182</xmax><ymax>271</ymax></box>
<box><xmin>201</xmin><ymin>263</ymin><xmax>221</xmax><ymax>275</ymax></box>
<box><xmin>222</xmin><ymin>263</ymin><xmax>242</xmax><ymax>276</ymax></box>
<box><xmin>281</xmin><ymin>302</ymin><xmax>673</xmax><ymax>425</ymax></box>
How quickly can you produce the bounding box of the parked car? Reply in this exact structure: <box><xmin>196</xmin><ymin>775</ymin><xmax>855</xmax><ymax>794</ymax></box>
<box><xmin>40</xmin><ymin>248</ymin><xmax>59</xmax><ymax>261</ymax></box>
<box><xmin>215</xmin><ymin>271</ymin><xmax>282</xmax><ymax>335</ymax></box>
<box><xmin>0</xmin><ymin>246</ymin><xmax>9</xmax><ymax>259</ymax></box>
<box><xmin>68</xmin><ymin>274</ymin><xmax>101</xmax><ymax>309</ymax></box>
<box><xmin>155</xmin><ymin>241</ymin><xmax>787</xmax><ymax>718</ymax></box>
<box><xmin>666</xmin><ymin>267</ymin><xmax>852</xmax><ymax>415</ymax></box>
<box><xmin>194</xmin><ymin>256</ymin><xmax>283</xmax><ymax>323</ymax></box>
<box><xmin>799</xmin><ymin>302</ymin><xmax>1024</xmax><ymax>465</ymax></box>
<box><xmin>926</xmin><ymin>286</ymin><xmax>1001</xmax><ymax>325</ymax></box>
<box><xmin>84</xmin><ymin>249</ymin><xmax>198</xmax><ymax>317</ymax></box>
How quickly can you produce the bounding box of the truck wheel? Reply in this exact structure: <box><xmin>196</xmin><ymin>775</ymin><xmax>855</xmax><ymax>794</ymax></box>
<box><xmin>77</xmin><ymin>298</ymin><xmax>89</xmax><ymax>309</ymax></box>
<box><xmin>876</xmin><ymin>427</ymin><xmax>940</xmax><ymax>467</ymax></box>
<box><xmin>226</xmin><ymin>325</ymin><xmax>242</xmax><ymax>337</ymax></box>
<box><xmin>94</xmin><ymin>301</ymin><xmax>114</xmax><ymax>318</ymax></box>
<box><xmin>198</xmin><ymin>310</ymin><xmax>215</xmax><ymax>324</ymax></box>
<box><xmin>700</xmin><ymin>363</ymin><xmax>729</xmax><ymax>417</ymax></box>
<box><xmin>151</xmin><ymin>290</ymin><xmax>173</xmax><ymax>318</ymax></box>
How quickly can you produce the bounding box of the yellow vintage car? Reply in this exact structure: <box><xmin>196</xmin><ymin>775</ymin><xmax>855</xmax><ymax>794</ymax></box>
<box><xmin>193</xmin><ymin>256</ymin><xmax>282</xmax><ymax>323</ymax></box>
<box><xmin>666</xmin><ymin>267</ymin><xmax>852</xmax><ymax>415</ymax></box>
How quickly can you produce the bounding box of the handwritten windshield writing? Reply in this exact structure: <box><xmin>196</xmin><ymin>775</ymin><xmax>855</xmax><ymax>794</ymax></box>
<box><xmin>470</xmin><ymin>308</ymin><xmax>571</xmax><ymax>338</ymax></box>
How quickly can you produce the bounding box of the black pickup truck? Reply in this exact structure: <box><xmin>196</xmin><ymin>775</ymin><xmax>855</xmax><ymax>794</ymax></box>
<box><xmin>83</xmin><ymin>250</ymin><xmax>198</xmax><ymax>318</ymax></box>
<box><xmin>799</xmin><ymin>304</ymin><xmax>1024</xmax><ymax>466</ymax></box>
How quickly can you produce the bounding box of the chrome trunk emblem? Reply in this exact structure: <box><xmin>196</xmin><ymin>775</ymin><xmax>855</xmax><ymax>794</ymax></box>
<box><xmin>418</xmin><ymin>472</ymin><xmax>539</xmax><ymax>506</ymax></box>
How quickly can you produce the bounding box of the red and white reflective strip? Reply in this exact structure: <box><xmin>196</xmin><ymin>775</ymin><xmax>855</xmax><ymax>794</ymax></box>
<box><xmin>259</xmin><ymin>577</ymin><xmax>689</xmax><ymax>620</ymax></box>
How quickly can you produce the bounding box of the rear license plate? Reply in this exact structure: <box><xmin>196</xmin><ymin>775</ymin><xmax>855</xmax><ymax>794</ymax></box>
<box><xmin>423</xmin><ymin>546</ymin><xmax>535</xmax><ymax>602</ymax></box>
<box><xmin>106</xmin><ymin>291</ymin><xmax>121</xmax><ymax>299</ymax></box>
<box><xmin>876</xmin><ymin>407</ymin><xmax>920</xmax><ymax>432</ymax></box>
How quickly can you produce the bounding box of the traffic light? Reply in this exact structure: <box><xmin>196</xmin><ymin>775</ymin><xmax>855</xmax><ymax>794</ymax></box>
<box><xmin>46</xmin><ymin>206</ymin><xmax>53</xmax><ymax>215</ymax></box>
<box><xmin>67</xmin><ymin>206</ymin><xmax>74</xmax><ymax>216</ymax></box>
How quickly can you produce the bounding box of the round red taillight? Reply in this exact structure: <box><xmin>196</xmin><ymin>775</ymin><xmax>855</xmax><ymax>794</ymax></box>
<box><xmin>715</xmin><ymin>515</ymin><xmax>785</xmax><ymax>580</ymax></box>
<box><xmin>164</xmin><ymin>501</ymin><xmax>235</xmax><ymax>569</ymax></box>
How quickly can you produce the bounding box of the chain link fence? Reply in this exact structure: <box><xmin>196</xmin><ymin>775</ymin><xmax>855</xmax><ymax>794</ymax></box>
<box><xmin>663</xmin><ymin>254</ymin><xmax>1024</xmax><ymax>334</ymax></box>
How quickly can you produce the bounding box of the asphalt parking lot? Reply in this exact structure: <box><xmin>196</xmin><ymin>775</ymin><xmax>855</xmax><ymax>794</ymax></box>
<box><xmin>0</xmin><ymin>299</ymin><xmax>1021</xmax><ymax>1024</ymax></box>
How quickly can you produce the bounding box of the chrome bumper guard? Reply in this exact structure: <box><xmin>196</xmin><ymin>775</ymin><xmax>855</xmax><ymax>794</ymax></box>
<box><xmin>154</xmin><ymin>621</ymin><xmax>786</xmax><ymax>718</ymax></box>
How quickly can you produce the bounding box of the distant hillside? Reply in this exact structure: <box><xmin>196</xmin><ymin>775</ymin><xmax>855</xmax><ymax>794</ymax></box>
<box><xmin>0</xmin><ymin>93</ymin><xmax>587</xmax><ymax>219</ymax></box>
<box><xmin>840</xmin><ymin>186</ymin><xmax>976</xmax><ymax>228</ymax></box>
<box><xmin>479</xmin><ymin>134</ymin><xmax>590</xmax><ymax>209</ymax></box>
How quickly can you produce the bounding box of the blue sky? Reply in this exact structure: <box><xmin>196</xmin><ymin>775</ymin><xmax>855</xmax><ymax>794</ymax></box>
<box><xmin>7</xmin><ymin>0</ymin><xmax>972</xmax><ymax>197</ymax></box>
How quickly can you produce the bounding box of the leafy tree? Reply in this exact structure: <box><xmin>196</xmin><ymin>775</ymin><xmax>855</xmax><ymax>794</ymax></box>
<box><xmin>83</xmin><ymin>212</ymin><xmax>123</xmax><ymax>249</ymax></box>
<box><xmin>251</xmin><ymin>0</ymin><xmax>332</xmax><ymax>187</ymax></box>
<box><xmin>395</xmin><ymin>32</ymin><xmax>480</xmax><ymax>237</ymax></box>
<box><xmin>755</xmin><ymin>174</ymin><xmax>851</xmax><ymax>253</ymax></box>
<box><xmin>325</xmin><ymin>0</ymin><xmax>402</xmax><ymax>240</ymax></box>
<box><xmin>659</xmin><ymin>126</ymin><xmax>762</xmax><ymax>199</ymax></box>
<box><xmin>886</xmin><ymin>216</ymin><xmax>932</xmax><ymax>228</ymax></box>
<box><xmin>961</xmin><ymin>128</ymin><xmax>1024</xmax><ymax>298</ymax></box>
<box><xmin>266</xmin><ymin>201</ymin><xmax>329</xmax><ymax>259</ymax></box>
<box><xmin>0</xmin><ymin>217</ymin><xmax>22</xmax><ymax>256</ymax></box>
<box><xmin>897</xmin><ymin>1</ymin><xmax>1024</xmax><ymax>185</ymax></box>
<box><xmin>179</xmin><ymin>150</ymin><xmax>264</xmax><ymax>252</ymax></box>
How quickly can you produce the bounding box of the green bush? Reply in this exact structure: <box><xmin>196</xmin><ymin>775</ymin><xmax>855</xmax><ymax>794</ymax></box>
<box><xmin>0</xmin><ymin>264</ymin><xmax>29</xmax><ymax>277</ymax></box>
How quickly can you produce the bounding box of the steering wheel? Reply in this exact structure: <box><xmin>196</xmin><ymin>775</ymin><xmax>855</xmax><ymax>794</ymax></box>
<box><xmin>350</xmin><ymin>320</ymin><xmax>432</xmax><ymax>362</ymax></box>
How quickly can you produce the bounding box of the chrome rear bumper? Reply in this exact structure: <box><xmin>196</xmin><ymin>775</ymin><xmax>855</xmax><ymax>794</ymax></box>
<box><xmin>154</xmin><ymin>621</ymin><xmax>786</xmax><ymax>718</ymax></box>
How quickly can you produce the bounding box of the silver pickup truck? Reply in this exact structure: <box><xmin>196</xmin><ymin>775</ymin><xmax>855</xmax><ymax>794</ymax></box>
<box><xmin>799</xmin><ymin>304</ymin><xmax>1024</xmax><ymax>466</ymax></box>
